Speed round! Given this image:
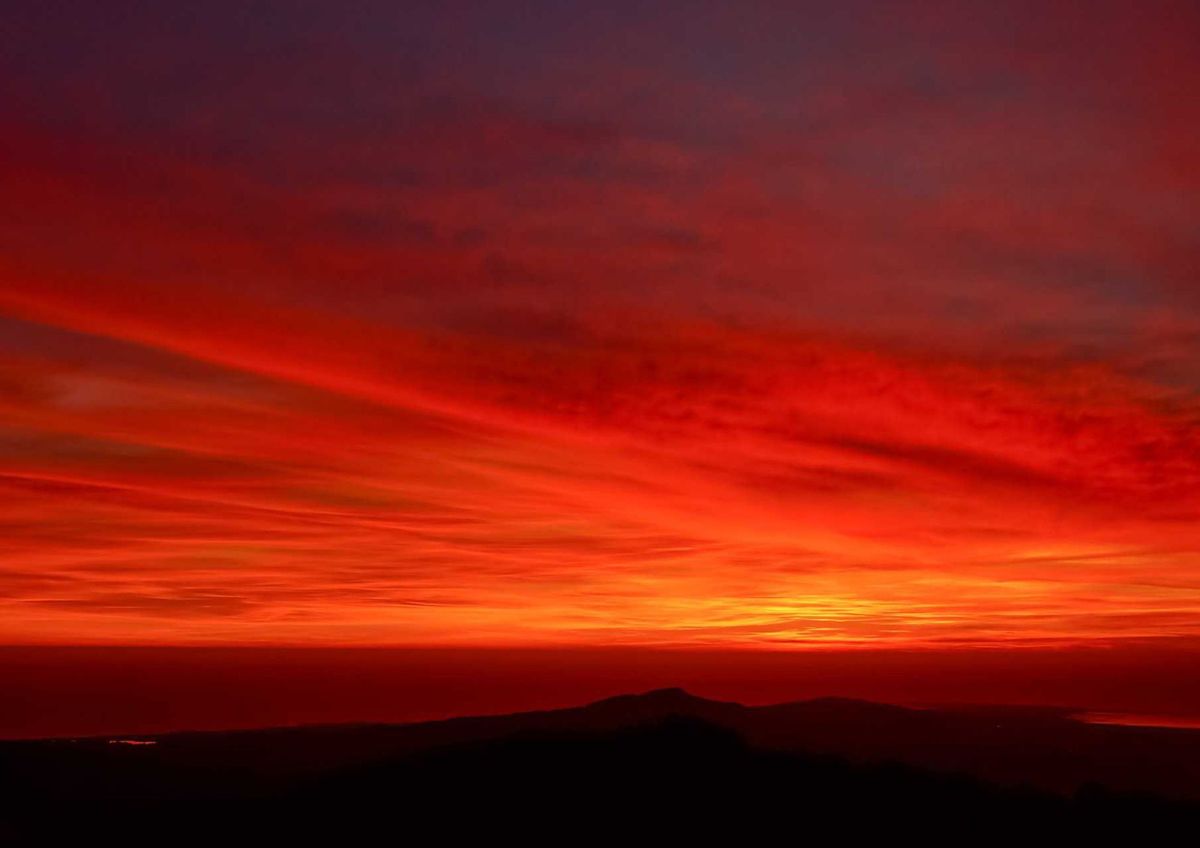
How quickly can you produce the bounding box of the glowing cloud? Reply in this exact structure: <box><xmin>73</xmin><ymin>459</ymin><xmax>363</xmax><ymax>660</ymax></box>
<box><xmin>2</xmin><ymin>0</ymin><xmax>1198</xmax><ymax>650</ymax></box>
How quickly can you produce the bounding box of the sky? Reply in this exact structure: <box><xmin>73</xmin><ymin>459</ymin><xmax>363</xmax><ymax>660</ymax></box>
<box><xmin>2</xmin><ymin>0</ymin><xmax>1200</xmax><ymax>693</ymax></box>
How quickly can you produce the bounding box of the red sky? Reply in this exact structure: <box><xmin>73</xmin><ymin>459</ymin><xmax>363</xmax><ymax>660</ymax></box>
<box><xmin>2</xmin><ymin>1</ymin><xmax>1200</xmax><ymax>708</ymax></box>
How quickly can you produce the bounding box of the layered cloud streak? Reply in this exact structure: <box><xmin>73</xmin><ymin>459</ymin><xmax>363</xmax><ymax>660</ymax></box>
<box><xmin>2</xmin><ymin>1</ymin><xmax>1198</xmax><ymax>647</ymax></box>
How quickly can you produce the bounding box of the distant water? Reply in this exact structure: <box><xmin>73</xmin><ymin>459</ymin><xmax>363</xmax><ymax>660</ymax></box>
<box><xmin>1078</xmin><ymin>711</ymin><xmax>1200</xmax><ymax>730</ymax></box>
<box><xmin>6</xmin><ymin>645</ymin><xmax>1200</xmax><ymax>740</ymax></box>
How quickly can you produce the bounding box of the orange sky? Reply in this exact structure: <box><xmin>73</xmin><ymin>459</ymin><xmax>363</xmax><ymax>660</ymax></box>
<box><xmin>2</xmin><ymin>1</ymin><xmax>1199</xmax><ymax>653</ymax></box>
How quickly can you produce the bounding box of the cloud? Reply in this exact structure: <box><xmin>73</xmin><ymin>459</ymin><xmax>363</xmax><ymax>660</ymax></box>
<box><xmin>1</xmin><ymin>0</ymin><xmax>1198</xmax><ymax>648</ymax></box>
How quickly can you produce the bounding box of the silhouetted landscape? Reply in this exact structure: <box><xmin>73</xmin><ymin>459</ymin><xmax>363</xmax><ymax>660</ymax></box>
<box><xmin>4</xmin><ymin>689</ymin><xmax>1199</xmax><ymax>840</ymax></box>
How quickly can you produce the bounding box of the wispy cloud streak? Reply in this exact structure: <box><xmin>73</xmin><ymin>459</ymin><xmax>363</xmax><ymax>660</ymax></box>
<box><xmin>1</xmin><ymin>0</ymin><xmax>1198</xmax><ymax>647</ymax></box>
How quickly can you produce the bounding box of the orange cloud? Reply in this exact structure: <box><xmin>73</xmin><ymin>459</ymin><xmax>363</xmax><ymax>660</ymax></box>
<box><xmin>1</xmin><ymin>0</ymin><xmax>1198</xmax><ymax>651</ymax></box>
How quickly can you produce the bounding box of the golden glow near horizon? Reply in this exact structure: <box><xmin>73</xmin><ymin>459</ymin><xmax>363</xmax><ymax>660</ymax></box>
<box><xmin>2</xmin><ymin>1</ymin><xmax>1199</xmax><ymax>650</ymax></box>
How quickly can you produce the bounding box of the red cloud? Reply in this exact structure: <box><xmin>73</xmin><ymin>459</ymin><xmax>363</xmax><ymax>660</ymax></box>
<box><xmin>2</xmin><ymin>0</ymin><xmax>1198</xmax><ymax>650</ymax></box>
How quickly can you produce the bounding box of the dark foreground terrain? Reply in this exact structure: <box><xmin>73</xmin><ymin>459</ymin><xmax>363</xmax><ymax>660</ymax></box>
<box><xmin>3</xmin><ymin>689</ymin><xmax>1199</xmax><ymax>841</ymax></box>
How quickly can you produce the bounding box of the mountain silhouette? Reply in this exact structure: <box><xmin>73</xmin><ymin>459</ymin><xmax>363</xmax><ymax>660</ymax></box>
<box><xmin>3</xmin><ymin>689</ymin><xmax>1199</xmax><ymax>840</ymax></box>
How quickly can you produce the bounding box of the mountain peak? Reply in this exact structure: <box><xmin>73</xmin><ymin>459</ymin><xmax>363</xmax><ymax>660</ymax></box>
<box><xmin>638</xmin><ymin>687</ymin><xmax>698</xmax><ymax>700</ymax></box>
<box><xmin>583</xmin><ymin>687</ymin><xmax>740</xmax><ymax>716</ymax></box>
<box><xmin>600</xmin><ymin>687</ymin><xmax>712</xmax><ymax>706</ymax></box>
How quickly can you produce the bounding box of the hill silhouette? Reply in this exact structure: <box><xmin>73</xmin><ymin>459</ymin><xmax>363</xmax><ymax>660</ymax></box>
<box><xmin>3</xmin><ymin>689</ymin><xmax>1199</xmax><ymax>840</ymax></box>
